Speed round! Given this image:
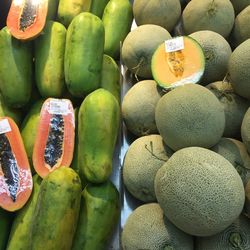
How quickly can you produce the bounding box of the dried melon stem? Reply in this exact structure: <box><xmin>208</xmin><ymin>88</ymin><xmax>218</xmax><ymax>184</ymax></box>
<box><xmin>229</xmin><ymin>232</ymin><xmax>244</xmax><ymax>250</ymax></box>
<box><xmin>166</xmin><ymin>51</ymin><xmax>185</xmax><ymax>78</ymax></box>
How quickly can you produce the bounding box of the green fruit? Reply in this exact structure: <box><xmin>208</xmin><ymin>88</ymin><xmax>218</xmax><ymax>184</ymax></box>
<box><xmin>103</xmin><ymin>0</ymin><xmax>133</xmax><ymax>59</ymax></box>
<box><xmin>241</xmin><ymin>107</ymin><xmax>250</xmax><ymax>154</ymax></box>
<box><xmin>228</xmin><ymin>39</ymin><xmax>250</xmax><ymax>100</ymax></box>
<box><xmin>211</xmin><ymin>138</ymin><xmax>250</xmax><ymax>186</ymax></box>
<box><xmin>89</xmin><ymin>0</ymin><xmax>110</xmax><ymax>18</ymax></box>
<box><xmin>195</xmin><ymin>214</ymin><xmax>250</xmax><ymax>249</ymax></box>
<box><xmin>206</xmin><ymin>81</ymin><xmax>249</xmax><ymax>138</ymax></box>
<box><xmin>155</xmin><ymin>147</ymin><xmax>245</xmax><ymax>236</ymax></box>
<box><xmin>189</xmin><ymin>30</ymin><xmax>232</xmax><ymax>85</ymax></box>
<box><xmin>7</xmin><ymin>175</ymin><xmax>42</xmax><ymax>250</ymax></box>
<box><xmin>78</xmin><ymin>89</ymin><xmax>120</xmax><ymax>183</ymax></box>
<box><xmin>123</xmin><ymin>134</ymin><xmax>173</xmax><ymax>202</ymax></box>
<box><xmin>0</xmin><ymin>27</ymin><xmax>32</xmax><ymax>108</ymax></box>
<box><xmin>122</xmin><ymin>80</ymin><xmax>163</xmax><ymax>136</ymax></box>
<box><xmin>182</xmin><ymin>0</ymin><xmax>235</xmax><ymax>38</ymax></box>
<box><xmin>230</xmin><ymin>0</ymin><xmax>250</xmax><ymax>14</ymax></box>
<box><xmin>65</xmin><ymin>12</ymin><xmax>104</xmax><ymax>97</ymax></box>
<box><xmin>35</xmin><ymin>21</ymin><xmax>66</xmax><ymax>98</ymax></box>
<box><xmin>121</xmin><ymin>24</ymin><xmax>171</xmax><ymax>78</ymax></box>
<box><xmin>122</xmin><ymin>203</ymin><xmax>194</xmax><ymax>250</ymax></box>
<box><xmin>155</xmin><ymin>84</ymin><xmax>225</xmax><ymax>151</ymax></box>
<box><xmin>47</xmin><ymin>0</ymin><xmax>59</xmax><ymax>20</ymax></box>
<box><xmin>101</xmin><ymin>54</ymin><xmax>120</xmax><ymax>103</ymax></box>
<box><xmin>0</xmin><ymin>208</ymin><xmax>13</xmax><ymax>250</ymax></box>
<box><xmin>31</xmin><ymin>167</ymin><xmax>82</xmax><ymax>250</ymax></box>
<box><xmin>72</xmin><ymin>181</ymin><xmax>119</xmax><ymax>250</ymax></box>
<box><xmin>133</xmin><ymin>0</ymin><xmax>181</xmax><ymax>32</ymax></box>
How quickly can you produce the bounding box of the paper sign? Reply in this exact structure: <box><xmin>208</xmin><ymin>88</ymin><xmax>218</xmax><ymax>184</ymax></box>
<box><xmin>165</xmin><ymin>37</ymin><xmax>184</xmax><ymax>52</ymax></box>
<box><xmin>48</xmin><ymin>99</ymin><xmax>69</xmax><ymax>115</ymax></box>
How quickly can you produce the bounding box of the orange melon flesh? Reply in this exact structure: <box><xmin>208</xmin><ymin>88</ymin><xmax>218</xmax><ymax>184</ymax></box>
<box><xmin>0</xmin><ymin>117</ymin><xmax>33</xmax><ymax>212</ymax></box>
<box><xmin>7</xmin><ymin>0</ymin><xmax>48</xmax><ymax>40</ymax></box>
<box><xmin>32</xmin><ymin>98</ymin><xmax>75</xmax><ymax>179</ymax></box>
<box><xmin>151</xmin><ymin>36</ymin><xmax>205</xmax><ymax>89</ymax></box>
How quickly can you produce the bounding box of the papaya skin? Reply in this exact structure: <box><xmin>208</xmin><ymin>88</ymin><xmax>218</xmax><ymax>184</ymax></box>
<box><xmin>0</xmin><ymin>208</ymin><xmax>13</xmax><ymax>250</ymax></box>
<box><xmin>78</xmin><ymin>89</ymin><xmax>120</xmax><ymax>183</ymax></box>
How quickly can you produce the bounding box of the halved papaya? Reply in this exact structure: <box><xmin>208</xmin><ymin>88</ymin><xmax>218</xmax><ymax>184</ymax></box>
<box><xmin>151</xmin><ymin>36</ymin><xmax>205</xmax><ymax>89</ymax></box>
<box><xmin>0</xmin><ymin>117</ymin><xmax>33</xmax><ymax>212</ymax></box>
<box><xmin>32</xmin><ymin>98</ymin><xmax>75</xmax><ymax>178</ymax></box>
<box><xmin>6</xmin><ymin>0</ymin><xmax>48</xmax><ymax>40</ymax></box>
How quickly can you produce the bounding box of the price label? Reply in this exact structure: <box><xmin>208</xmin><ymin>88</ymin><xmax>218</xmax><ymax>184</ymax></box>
<box><xmin>48</xmin><ymin>99</ymin><xmax>69</xmax><ymax>115</ymax></box>
<box><xmin>0</xmin><ymin>119</ymin><xmax>11</xmax><ymax>134</ymax></box>
<box><xmin>165</xmin><ymin>37</ymin><xmax>184</xmax><ymax>52</ymax></box>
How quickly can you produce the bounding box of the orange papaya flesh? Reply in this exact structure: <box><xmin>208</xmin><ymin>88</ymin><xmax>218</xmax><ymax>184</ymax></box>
<box><xmin>7</xmin><ymin>0</ymin><xmax>48</xmax><ymax>40</ymax></box>
<box><xmin>32</xmin><ymin>98</ymin><xmax>75</xmax><ymax>178</ymax></box>
<box><xmin>151</xmin><ymin>36</ymin><xmax>205</xmax><ymax>89</ymax></box>
<box><xmin>0</xmin><ymin>117</ymin><xmax>33</xmax><ymax>212</ymax></box>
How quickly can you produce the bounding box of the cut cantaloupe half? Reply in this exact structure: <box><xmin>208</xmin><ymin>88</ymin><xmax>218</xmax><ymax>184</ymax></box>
<box><xmin>7</xmin><ymin>0</ymin><xmax>48</xmax><ymax>40</ymax></box>
<box><xmin>151</xmin><ymin>36</ymin><xmax>205</xmax><ymax>89</ymax></box>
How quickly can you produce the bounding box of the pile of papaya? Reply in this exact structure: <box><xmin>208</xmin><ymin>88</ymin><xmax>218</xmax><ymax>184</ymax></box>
<box><xmin>0</xmin><ymin>0</ymin><xmax>133</xmax><ymax>249</ymax></box>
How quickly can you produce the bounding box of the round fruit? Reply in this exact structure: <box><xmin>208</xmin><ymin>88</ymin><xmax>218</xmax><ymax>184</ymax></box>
<box><xmin>121</xmin><ymin>203</ymin><xmax>194</xmax><ymax>250</ymax></box>
<box><xmin>182</xmin><ymin>0</ymin><xmax>235</xmax><ymax>38</ymax></box>
<box><xmin>155</xmin><ymin>84</ymin><xmax>225</xmax><ymax>151</ymax></box>
<box><xmin>121</xmin><ymin>24</ymin><xmax>171</xmax><ymax>78</ymax></box>
<box><xmin>133</xmin><ymin>0</ymin><xmax>181</xmax><ymax>32</ymax></box>
<box><xmin>241</xmin><ymin>107</ymin><xmax>250</xmax><ymax>154</ymax></box>
<box><xmin>189</xmin><ymin>30</ymin><xmax>232</xmax><ymax>85</ymax></box>
<box><xmin>154</xmin><ymin>147</ymin><xmax>245</xmax><ymax>236</ymax></box>
<box><xmin>122</xmin><ymin>80</ymin><xmax>163</xmax><ymax>136</ymax></box>
<box><xmin>122</xmin><ymin>134</ymin><xmax>173</xmax><ymax>202</ymax></box>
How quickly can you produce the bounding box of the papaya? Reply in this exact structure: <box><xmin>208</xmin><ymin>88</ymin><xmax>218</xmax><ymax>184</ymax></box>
<box><xmin>57</xmin><ymin>0</ymin><xmax>87</xmax><ymax>27</ymax></box>
<box><xmin>78</xmin><ymin>89</ymin><xmax>120</xmax><ymax>183</ymax></box>
<box><xmin>21</xmin><ymin>99</ymin><xmax>45</xmax><ymax>171</ymax></box>
<box><xmin>101</xmin><ymin>54</ymin><xmax>121</xmax><ymax>103</ymax></box>
<box><xmin>35</xmin><ymin>21</ymin><xmax>66</xmax><ymax>98</ymax></box>
<box><xmin>0</xmin><ymin>208</ymin><xmax>13</xmax><ymax>250</ymax></box>
<box><xmin>65</xmin><ymin>12</ymin><xmax>104</xmax><ymax>97</ymax></box>
<box><xmin>6</xmin><ymin>175</ymin><xmax>42</xmax><ymax>250</ymax></box>
<box><xmin>0</xmin><ymin>117</ymin><xmax>33</xmax><ymax>212</ymax></box>
<box><xmin>102</xmin><ymin>0</ymin><xmax>133</xmax><ymax>59</ymax></box>
<box><xmin>0</xmin><ymin>27</ymin><xmax>32</xmax><ymax>108</ymax></box>
<box><xmin>7</xmin><ymin>0</ymin><xmax>48</xmax><ymax>40</ymax></box>
<box><xmin>72</xmin><ymin>181</ymin><xmax>119</xmax><ymax>250</ymax></box>
<box><xmin>47</xmin><ymin>0</ymin><xmax>59</xmax><ymax>20</ymax></box>
<box><xmin>89</xmin><ymin>0</ymin><xmax>110</xmax><ymax>18</ymax></box>
<box><xmin>32</xmin><ymin>98</ymin><xmax>75</xmax><ymax>178</ymax></box>
<box><xmin>151</xmin><ymin>36</ymin><xmax>205</xmax><ymax>89</ymax></box>
<box><xmin>31</xmin><ymin>167</ymin><xmax>82</xmax><ymax>250</ymax></box>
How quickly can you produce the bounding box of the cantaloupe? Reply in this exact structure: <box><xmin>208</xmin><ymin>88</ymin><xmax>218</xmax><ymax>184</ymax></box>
<box><xmin>246</xmin><ymin>180</ymin><xmax>250</xmax><ymax>217</ymax></box>
<box><xmin>155</xmin><ymin>84</ymin><xmax>225</xmax><ymax>151</ymax></box>
<box><xmin>121</xmin><ymin>203</ymin><xmax>194</xmax><ymax>250</ymax></box>
<box><xmin>228</xmin><ymin>39</ymin><xmax>250</xmax><ymax>100</ymax></box>
<box><xmin>122</xmin><ymin>80</ymin><xmax>163</xmax><ymax>136</ymax></box>
<box><xmin>195</xmin><ymin>215</ymin><xmax>250</xmax><ymax>249</ymax></box>
<box><xmin>189</xmin><ymin>31</ymin><xmax>232</xmax><ymax>85</ymax></box>
<box><xmin>241</xmin><ymin>108</ymin><xmax>250</xmax><ymax>154</ymax></box>
<box><xmin>230</xmin><ymin>5</ymin><xmax>250</xmax><ymax>48</ymax></box>
<box><xmin>122</xmin><ymin>134</ymin><xmax>173</xmax><ymax>202</ymax></box>
<box><xmin>151</xmin><ymin>36</ymin><xmax>205</xmax><ymax>89</ymax></box>
<box><xmin>206</xmin><ymin>81</ymin><xmax>249</xmax><ymax>138</ymax></box>
<box><xmin>211</xmin><ymin>138</ymin><xmax>250</xmax><ymax>186</ymax></box>
<box><xmin>154</xmin><ymin>147</ymin><xmax>245</xmax><ymax>236</ymax></box>
<box><xmin>133</xmin><ymin>0</ymin><xmax>181</xmax><ymax>32</ymax></box>
<box><xmin>230</xmin><ymin>0</ymin><xmax>250</xmax><ymax>14</ymax></box>
<box><xmin>182</xmin><ymin>0</ymin><xmax>235</xmax><ymax>38</ymax></box>
<box><xmin>121</xmin><ymin>24</ymin><xmax>171</xmax><ymax>78</ymax></box>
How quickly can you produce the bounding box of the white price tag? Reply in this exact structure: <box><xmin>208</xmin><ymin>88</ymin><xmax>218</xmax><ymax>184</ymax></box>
<box><xmin>48</xmin><ymin>99</ymin><xmax>69</xmax><ymax>115</ymax></box>
<box><xmin>0</xmin><ymin>119</ymin><xmax>11</xmax><ymax>134</ymax></box>
<box><xmin>165</xmin><ymin>37</ymin><xmax>184</xmax><ymax>52</ymax></box>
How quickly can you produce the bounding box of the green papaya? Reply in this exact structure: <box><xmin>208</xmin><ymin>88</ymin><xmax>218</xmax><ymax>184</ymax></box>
<box><xmin>72</xmin><ymin>181</ymin><xmax>120</xmax><ymax>250</ymax></box>
<box><xmin>57</xmin><ymin>0</ymin><xmax>86</xmax><ymax>27</ymax></box>
<box><xmin>78</xmin><ymin>88</ymin><xmax>120</xmax><ymax>183</ymax></box>
<box><xmin>102</xmin><ymin>0</ymin><xmax>133</xmax><ymax>59</ymax></box>
<box><xmin>35</xmin><ymin>21</ymin><xmax>66</xmax><ymax>98</ymax></box>
<box><xmin>0</xmin><ymin>27</ymin><xmax>32</xmax><ymax>108</ymax></box>
<box><xmin>6</xmin><ymin>175</ymin><xmax>42</xmax><ymax>250</ymax></box>
<box><xmin>47</xmin><ymin>0</ymin><xmax>59</xmax><ymax>20</ymax></box>
<box><xmin>0</xmin><ymin>208</ymin><xmax>13</xmax><ymax>250</ymax></box>
<box><xmin>21</xmin><ymin>99</ymin><xmax>45</xmax><ymax>172</ymax></box>
<box><xmin>65</xmin><ymin>12</ymin><xmax>104</xmax><ymax>97</ymax></box>
<box><xmin>89</xmin><ymin>0</ymin><xmax>110</xmax><ymax>18</ymax></box>
<box><xmin>101</xmin><ymin>54</ymin><xmax>120</xmax><ymax>103</ymax></box>
<box><xmin>31</xmin><ymin>167</ymin><xmax>82</xmax><ymax>250</ymax></box>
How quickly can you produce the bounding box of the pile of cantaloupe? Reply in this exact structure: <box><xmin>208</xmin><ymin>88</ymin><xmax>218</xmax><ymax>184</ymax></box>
<box><xmin>121</xmin><ymin>0</ymin><xmax>250</xmax><ymax>249</ymax></box>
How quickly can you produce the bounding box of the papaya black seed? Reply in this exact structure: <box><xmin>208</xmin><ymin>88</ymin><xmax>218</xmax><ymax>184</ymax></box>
<box><xmin>0</xmin><ymin>134</ymin><xmax>19</xmax><ymax>202</ymax></box>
